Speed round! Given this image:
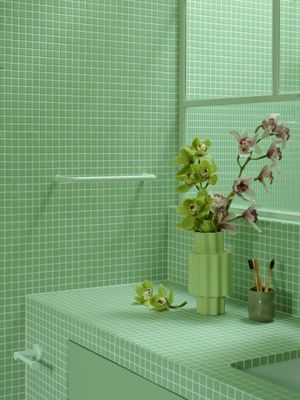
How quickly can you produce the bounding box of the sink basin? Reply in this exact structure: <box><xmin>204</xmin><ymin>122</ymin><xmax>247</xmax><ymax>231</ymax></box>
<box><xmin>245</xmin><ymin>358</ymin><xmax>300</xmax><ymax>394</ymax></box>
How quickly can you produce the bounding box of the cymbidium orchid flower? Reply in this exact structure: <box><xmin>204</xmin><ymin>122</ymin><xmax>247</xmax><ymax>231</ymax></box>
<box><xmin>274</xmin><ymin>123</ymin><xmax>290</xmax><ymax>148</ymax></box>
<box><xmin>212</xmin><ymin>193</ymin><xmax>228</xmax><ymax>209</ymax></box>
<box><xmin>174</xmin><ymin>146</ymin><xmax>194</xmax><ymax>166</ymax></box>
<box><xmin>214</xmin><ymin>208</ymin><xmax>237</xmax><ymax>235</ymax></box>
<box><xmin>257</xmin><ymin>165</ymin><xmax>274</xmax><ymax>192</ymax></box>
<box><xmin>261</xmin><ymin>113</ymin><xmax>279</xmax><ymax>137</ymax></box>
<box><xmin>190</xmin><ymin>137</ymin><xmax>212</xmax><ymax>157</ymax></box>
<box><xmin>242</xmin><ymin>206</ymin><xmax>261</xmax><ymax>232</ymax></box>
<box><xmin>231</xmin><ymin>132</ymin><xmax>260</xmax><ymax>156</ymax></box>
<box><xmin>191</xmin><ymin>160</ymin><xmax>217</xmax><ymax>185</ymax></box>
<box><xmin>150</xmin><ymin>295</ymin><xmax>169</xmax><ymax>311</ymax></box>
<box><xmin>189</xmin><ymin>202</ymin><xmax>200</xmax><ymax>216</ymax></box>
<box><xmin>135</xmin><ymin>280</ymin><xmax>153</xmax><ymax>305</ymax></box>
<box><xmin>134</xmin><ymin>282</ymin><xmax>187</xmax><ymax>312</ymax></box>
<box><xmin>232</xmin><ymin>177</ymin><xmax>255</xmax><ymax>202</ymax></box>
<box><xmin>267</xmin><ymin>142</ymin><xmax>282</xmax><ymax>164</ymax></box>
<box><xmin>174</xmin><ymin>114</ymin><xmax>291</xmax><ymax>234</ymax></box>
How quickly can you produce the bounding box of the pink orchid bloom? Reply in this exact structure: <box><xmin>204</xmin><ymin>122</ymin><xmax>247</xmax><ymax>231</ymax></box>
<box><xmin>267</xmin><ymin>142</ymin><xmax>282</xmax><ymax>164</ymax></box>
<box><xmin>232</xmin><ymin>177</ymin><xmax>255</xmax><ymax>202</ymax></box>
<box><xmin>215</xmin><ymin>208</ymin><xmax>237</xmax><ymax>235</ymax></box>
<box><xmin>242</xmin><ymin>206</ymin><xmax>261</xmax><ymax>232</ymax></box>
<box><xmin>212</xmin><ymin>193</ymin><xmax>228</xmax><ymax>209</ymax></box>
<box><xmin>231</xmin><ymin>131</ymin><xmax>260</xmax><ymax>157</ymax></box>
<box><xmin>261</xmin><ymin>113</ymin><xmax>279</xmax><ymax>137</ymax></box>
<box><xmin>274</xmin><ymin>122</ymin><xmax>290</xmax><ymax>148</ymax></box>
<box><xmin>257</xmin><ymin>165</ymin><xmax>274</xmax><ymax>192</ymax></box>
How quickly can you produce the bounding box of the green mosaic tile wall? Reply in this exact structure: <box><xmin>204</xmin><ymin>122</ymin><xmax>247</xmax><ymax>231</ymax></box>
<box><xmin>0</xmin><ymin>1</ymin><xmax>179</xmax><ymax>399</ymax></box>
<box><xmin>186</xmin><ymin>0</ymin><xmax>273</xmax><ymax>99</ymax></box>
<box><xmin>168</xmin><ymin>207</ymin><xmax>300</xmax><ymax>318</ymax></box>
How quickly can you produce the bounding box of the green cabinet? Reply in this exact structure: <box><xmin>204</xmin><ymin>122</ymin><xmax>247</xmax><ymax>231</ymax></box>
<box><xmin>68</xmin><ymin>341</ymin><xmax>186</xmax><ymax>400</ymax></box>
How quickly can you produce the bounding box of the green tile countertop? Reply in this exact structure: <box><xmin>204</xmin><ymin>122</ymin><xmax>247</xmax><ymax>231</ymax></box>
<box><xmin>27</xmin><ymin>282</ymin><xmax>300</xmax><ymax>400</ymax></box>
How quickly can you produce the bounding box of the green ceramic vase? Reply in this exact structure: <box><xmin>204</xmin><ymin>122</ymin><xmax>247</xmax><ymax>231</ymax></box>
<box><xmin>188</xmin><ymin>231</ymin><xmax>233</xmax><ymax>315</ymax></box>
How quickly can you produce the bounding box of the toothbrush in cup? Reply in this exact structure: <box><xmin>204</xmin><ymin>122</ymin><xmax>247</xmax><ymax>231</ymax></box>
<box><xmin>265</xmin><ymin>259</ymin><xmax>275</xmax><ymax>292</ymax></box>
<box><xmin>248</xmin><ymin>259</ymin><xmax>259</xmax><ymax>292</ymax></box>
<box><xmin>253</xmin><ymin>259</ymin><xmax>263</xmax><ymax>292</ymax></box>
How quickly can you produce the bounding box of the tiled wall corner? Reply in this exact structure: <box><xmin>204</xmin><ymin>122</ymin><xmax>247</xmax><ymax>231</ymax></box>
<box><xmin>168</xmin><ymin>206</ymin><xmax>300</xmax><ymax>318</ymax></box>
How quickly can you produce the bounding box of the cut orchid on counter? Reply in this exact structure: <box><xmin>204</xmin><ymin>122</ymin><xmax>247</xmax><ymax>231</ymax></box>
<box><xmin>174</xmin><ymin>114</ymin><xmax>291</xmax><ymax>234</ymax></box>
<box><xmin>134</xmin><ymin>280</ymin><xmax>187</xmax><ymax>312</ymax></box>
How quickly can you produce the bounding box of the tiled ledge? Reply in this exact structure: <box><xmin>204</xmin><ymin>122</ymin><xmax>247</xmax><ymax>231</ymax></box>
<box><xmin>26</xmin><ymin>282</ymin><xmax>300</xmax><ymax>400</ymax></box>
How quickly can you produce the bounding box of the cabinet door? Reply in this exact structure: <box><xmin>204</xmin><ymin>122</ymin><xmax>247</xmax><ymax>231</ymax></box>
<box><xmin>68</xmin><ymin>341</ymin><xmax>186</xmax><ymax>400</ymax></box>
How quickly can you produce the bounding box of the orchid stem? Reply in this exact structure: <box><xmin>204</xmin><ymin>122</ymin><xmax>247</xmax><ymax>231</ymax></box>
<box><xmin>168</xmin><ymin>301</ymin><xmax>187</xmax><ymax>309</ymax></box>
<box><xmin>229</xmin><ymin>215</ymin><xmax>243</xmax><ymax>222</ymax></box>
<box><xmin>238</xmin><ymin>155</ymin><xmax>251</xmax><ymax>178</ymax></box>
<box><xmin>254</xmin><ymin>125</ymin><xmax>262</xmax><ymax>134</ymax></box>
<box><xmin>251</xmin><ymin>155</ymin><xmax>268</xmax><ymax>161</ymax></box>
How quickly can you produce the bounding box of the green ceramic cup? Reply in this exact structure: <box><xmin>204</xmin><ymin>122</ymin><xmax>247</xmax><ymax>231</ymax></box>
<box><xmin>248</xmin><ymin>287</ymin><xmax>275</xmax><ymax>322</ymax></box>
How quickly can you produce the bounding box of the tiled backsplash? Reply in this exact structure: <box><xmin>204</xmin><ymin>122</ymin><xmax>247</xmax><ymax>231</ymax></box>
<box><xmin>168</xmin><ymin>206</ymin><xmax>300</xmax><ymax>318</ymax></box>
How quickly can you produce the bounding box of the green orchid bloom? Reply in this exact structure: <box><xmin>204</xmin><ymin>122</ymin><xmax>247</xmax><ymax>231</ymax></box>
<box><xmin>190</xmin><ymin>138</ymin><xmax>212</xmax><ymax>157</ymax></box>
<box><xmin>134</xmin><ymin>280</ymin><xmax>153</xmax><ymax>304</ymax></box>
<box><xmin>176</xmin><ymin>191</ymin><xmax>213</xmax><ymax>231</ymax></box>
<box><xmin>150</xmin><ymin>295</ymin><xmax>169</xmax><ymax>311</ymax></box>
<box><xmin>134</xmin><ymin>282</ymin><xmax>187</xmax><ymax>312</ymax></box>
<box><xmin>174</xmin><ymin>146</ymin><xmax>194</xmax><ymax>165</ymax></box>
<box><xmin>191</xmin><ymin>160</ymin><xmax>218</xmax><ymax>185</ymax></box>
<box><xmin>175</xmin><ymin>169</ymin><xmax>194</xmax><ymax>193</ymax></box>
<box><xmin>150</xmin><ymin>284</ymin><xmax>187</xmax><ymax>312</ymax></box>
<box><xmin>174</xmin><ymin>139</ymin><xmax>216</xmax><ymax>193</ymax></box>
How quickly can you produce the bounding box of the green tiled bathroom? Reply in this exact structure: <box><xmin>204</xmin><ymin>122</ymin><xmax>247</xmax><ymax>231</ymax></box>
<box><xmin>1</xmin><ymin>1</ymin><xmax>300</xmax><ymax>399</ymax></box>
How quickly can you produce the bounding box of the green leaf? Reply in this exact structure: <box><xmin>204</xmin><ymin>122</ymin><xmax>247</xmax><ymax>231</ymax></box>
<box><xmin>134</xmin><ymin>296</ymin><xmax>144</xmax><ymax>304</ymax></box>
<box><xmin>158</xmin><ymin>284</ymin><xmax>167</xmax><ymax>297</ymax></box>
<box><xmin>194</xmin><ymin>218</ymin><xmax>202</xmax><ymax>231</ymax></box>
<box><xmin>177</xmin><ymin>215</ymin><xmax>195</xmax><ymax>230</ymax></box>
<box><xmin>190</xmin><ymin>137</ymin><xmax>200</xmax><ymax>151</ymax></box>
<box><xmin>198</xmin><ymin>208</ymin><xmax>210</xmax><ymax>219</ymax></box>
<box><xmin>142</xmin><ymin>280</ymin><xmax>153</xmax><ymax>290</ymax></box>
<box><xmin>176</xmin><ymin>206</ymin><xmax>189</xmax><ymax>216</ymax></box>
<box><xmin>175</xmin><ymin>174</ymin><xmax>188</xmax><ymax>182</ymax></box>
<box><xmin>196</xmin><ymin>187</ymin><xmax>209</xmax><ymax>197</ymax></box>
<box><xmin>181</xmin><ymin>146</ymin><xmax>194</xmax><ymax>159</ymax></box>
<box><xmin>210</xmin><ymin>162</ymin><xmax>217</xmax><ymax>173</ymax></box>
<box><xmin>176</xmin><ymin>164</ymin><xmax>191</xmax><ymax>176</ymax></box>
<box><xmin>135</xmin><ymin>285</ymin><xmax>144</xmax><ymax>296</ymax></box>
<box><xmin>168</xmin><ymin>288</ymin><xmax>174</xmax><ymax>305</ymax></box>
<box><xmin>173</xmin><ymin>155</ymin><xmax>186</xmax><ymax>164</ymax></box>
<box><xmin>201</xmin><ymin>220</ymin><xmax>216</xmax><ymax>233</ymax></box>
<box><xmin>176</xmin><ymin>184</ymin><xmax>191</xmax><ymax>193</ymax></box>
<box><xmin>174</xmin><ymin>146</ymin><xmax>194</xmax><ymax>165</ymax></box>
<box><xmin>209</xmin><ymin>174</ymin><xmax>218</xmax><ymax>185</ymax></box>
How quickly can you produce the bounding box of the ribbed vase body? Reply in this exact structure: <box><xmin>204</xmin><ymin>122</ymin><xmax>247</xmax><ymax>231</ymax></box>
<box><xmin>188</xmin><ymin>232</ymin><xmax>233</xmax><ymax>315</ymax></box>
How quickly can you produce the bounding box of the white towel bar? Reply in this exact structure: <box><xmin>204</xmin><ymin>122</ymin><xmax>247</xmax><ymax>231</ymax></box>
<box><xmin>55</xmin><ymin>173</ymin><xmax>156</xmax><ymax>183</ymax></box>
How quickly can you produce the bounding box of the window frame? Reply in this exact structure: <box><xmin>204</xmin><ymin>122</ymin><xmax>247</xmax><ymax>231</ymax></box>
<box><xmin>179</xmin><ymin>0</ymin><xmax>300</xmax><ymax>146</ymax></box>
